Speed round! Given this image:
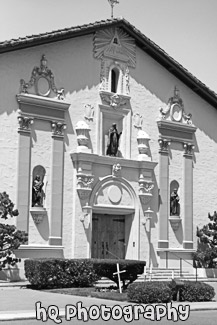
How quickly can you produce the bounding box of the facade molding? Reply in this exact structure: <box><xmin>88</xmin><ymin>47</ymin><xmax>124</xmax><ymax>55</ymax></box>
<box><xmin>70</xmin><ymin>152</ymin><xmax>157</xmax><ymax>170</ymax></box>
<box><xmin>157</xmin><ymin>120</ymin><xmax>197</xmax><ymax>143</ymax></box>
<box><xmin>16</xmin><ymin>93</ymin><xmax>70</xmax><ymax>122</ymax></box>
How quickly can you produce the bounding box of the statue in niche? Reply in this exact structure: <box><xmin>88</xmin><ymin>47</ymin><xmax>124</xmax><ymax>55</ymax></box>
<box><xmin>32</xmin><ymin>175</ymin><xmax>44</xmax><ymax>207</ymax></box>
<box><xmin>170</xmin><ymin>188</ymin><xmax>180</xmax><ymax>216</ymax></box>
<box><xmin>106</xmin><ymin>123</ymin><xmax>122</xmax><ymax>157</ymax></box>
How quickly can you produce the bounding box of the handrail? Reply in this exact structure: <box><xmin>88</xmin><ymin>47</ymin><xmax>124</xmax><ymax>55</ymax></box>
<box><xmin>168</xmin><ymin>251</ymin><xmax>193</xmax><ymax>267</ymax></box>
<box><xmin>166</xmin><ymin>250</ymin><xmax>198</xmax><ymax>282</ymax></box>
<box><xmin>104</xmin><ymin>248</ymin><xmax>121</xmax><ymax>260</ymax></box>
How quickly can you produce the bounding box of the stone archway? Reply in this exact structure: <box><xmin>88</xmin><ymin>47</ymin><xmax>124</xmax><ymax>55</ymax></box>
<box><xmin>89</xmin><ymin>175</ymin><xmax>140</xmax><ymax>260</ymax></box>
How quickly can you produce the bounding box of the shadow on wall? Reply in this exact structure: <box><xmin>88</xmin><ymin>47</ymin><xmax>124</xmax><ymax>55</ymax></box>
<box><xmin>150</xmin><ymin>243</ymin><xmax>158</xmax><ymax>268</ymax></box>
<box><xmin>131</xmin><ymin>48</ymin><xmax>217</xmax><ymax>146</ymax></box>
<box><xmin>33</xmin><ymin>215</ymin><xmax>50</xmax><ymax>241</ymax></box>
<box><xmin>0</xmin><ymin>34</ymin><xmax>100</xmax><ymax>116</ymax></box>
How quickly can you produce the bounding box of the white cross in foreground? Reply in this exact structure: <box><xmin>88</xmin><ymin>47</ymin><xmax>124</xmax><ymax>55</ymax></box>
<box><xmin>113</xmin><ymin>263</ymin><xmax>126</xmax><ymax>293</ymax></box>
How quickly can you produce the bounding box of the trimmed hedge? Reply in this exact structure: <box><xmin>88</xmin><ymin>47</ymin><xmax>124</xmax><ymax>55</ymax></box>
<box><xmin>25</xmin><ymin>258</ymin><xmax>145</xmax><ymax>289</ymax></box>
<box><xmin>127</xmin><ymin>280</ymin><xmax>215</xmax><ymax>303</ymax></box>
<box><xmin>92</xmin><ymin>259</ymin><xmax>146</xmax><ymax>289</ymax></box>
<box><xmin>128</xmin><ymin>281</ymin><xmax>173</xmax><ymax>303</ymax></box>
<box><xmin>179</xmin><ymin>281</ymin><xmax>215</xmax><ymax>302</ymax></box>
<box><xmin>25</xmin><ymin>258</ymin><xmax>99</xmax><ymax>289</ymax></box>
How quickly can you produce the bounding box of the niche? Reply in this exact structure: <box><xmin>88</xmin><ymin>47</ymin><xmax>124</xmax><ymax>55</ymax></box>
<box><xmin>32</xmin><ymin>165</ymin><xmax>46</xmax><ymax>208</ymax></box>
<box><xmin>170</xmin><ymin>180</ymin><xmax>180</xmax><ymax>216</ymax></box>
<box><xmin>103</xmin><ymin>116</ymin><xmax>123</xmax><ymax>157</ymax></box>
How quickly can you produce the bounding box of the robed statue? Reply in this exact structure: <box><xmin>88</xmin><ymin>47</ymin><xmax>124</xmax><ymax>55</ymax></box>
<box><xmin>106</xmin><ymin>123</ymin><xmax>122</xmax><ymax>157</ymax></box>
<box><xmin>32</xmin><ymin>175</ymin><xmax>44</xmax><ymax>207</ymax></box>
<box><xmin>170</xmin><ymin>188</ymin><xmax>180</xmax><ymax>216</ymax></box>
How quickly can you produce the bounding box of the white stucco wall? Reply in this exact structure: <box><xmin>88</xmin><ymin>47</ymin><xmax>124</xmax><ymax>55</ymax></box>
<box><xmin>1</xmin><ymin>28</ymin><xmax>217</xmax><ymax>268</ymax></box>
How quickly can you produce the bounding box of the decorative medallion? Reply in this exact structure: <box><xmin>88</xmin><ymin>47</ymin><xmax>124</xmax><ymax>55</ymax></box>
<box><xmin>108</xmin><ymin>185</ymin><xmax>122</xmax><ymax>204</ymax></box>
<box><xmin>170</xmin><ymin>104</ymin><xmax>182</xmax><ymax>122</ymax></box>
<box><xmin>159</xmin><ymin>86</ymin><xmax>192</xmax><ymax>124</ymax></box>
<box><xmin>93</xmin><ymin>27</ymin><xmax>136</xmax><ymax>67</ymax></box>
<box><xmin>20</xmin><ymin>54</ymin><xmax>65</xmax><ymax>100</ymax></box>
<box><xmin>134</xmin><ymin>113</ymin><xmax>143</xmax><ymax>129</ymax></box>
<box><xmin>84</xmin><ymin>104</ymin><xmax>94</xmax><ymax>121</ymax></box>
<box><xmin>100</xmin><ymin>91</ymin><xmax>129</xmax><ymax>109</ymax></box>
<box><xmin>112</xmin><ymin>163</ymin><xmax>121</xmax><ymax>177</ymax></box>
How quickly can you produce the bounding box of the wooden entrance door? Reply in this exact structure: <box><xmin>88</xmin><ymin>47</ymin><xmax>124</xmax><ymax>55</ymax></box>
<box><xmin>92</xmin><ymin>214</ymin><xmax>125</xmax><ymax>259</ymax></box>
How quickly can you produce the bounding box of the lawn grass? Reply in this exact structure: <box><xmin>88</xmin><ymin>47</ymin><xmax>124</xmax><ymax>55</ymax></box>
<box><xmin>43</xmin><ymin>286</ymin><xmax>128</xmax><ymax>301</ymax></box>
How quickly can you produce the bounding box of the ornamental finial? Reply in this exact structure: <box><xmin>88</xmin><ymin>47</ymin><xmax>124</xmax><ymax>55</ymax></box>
<box><xmin>107</xmin><ymin>0</ymin><xmax>119</xmax><ymax>18</ymax></box>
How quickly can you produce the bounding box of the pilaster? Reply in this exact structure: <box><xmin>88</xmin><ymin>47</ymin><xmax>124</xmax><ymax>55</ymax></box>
<box><xmin>49</xmin><ymin>122</ymin><xmax>66</xmax><ymax>246</ymax></box>
<box><xmin>183</xmin><ymin>143</ymin><xmax>194</xmax><ymax>249</ymax></box>
<box><xmin>16</xmin><ymin>116</ymin><xmax>34</xmax><ymax>232</ymax></box>
<box><xmin>158</xmin><ymin>139</ymin><xmax>170</xmax><ymax>248</ymax></box>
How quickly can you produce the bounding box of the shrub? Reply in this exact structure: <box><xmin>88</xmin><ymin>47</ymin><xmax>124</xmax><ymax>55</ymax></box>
<box><xmin>192</xmin><ymin>248</ymin><xmax>217</xmax><ymax>268</ymax></box>
<box><xmin>194</xmin><ymin>211</ymin><xmax>217</xmax><ymax>268</ymax></box>
<box><xmin>25</xmin><ymin>258</ymin><xmax>99</xmax><ymax>289</ymax></box>
<box><xmin>92</xmin><ymin>259</ymin><xmax>146</xmax><ymax>289</ymax></box>
<box><xmin>127</xmin><ymin>281</ymin><xmax>173</xmax><ymax>303</ymax></box>
<box><xmin>0</xmin><ymin>192</ymin><xmax>28</xmax><ymax>270</ymax></box>
<box><xmin>180</xmin><ymin>281</ymin><xmax>215</xmax><ymax>302</ymax></box>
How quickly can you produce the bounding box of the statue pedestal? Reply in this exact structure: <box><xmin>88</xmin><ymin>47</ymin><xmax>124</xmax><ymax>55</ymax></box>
<box><xmin>169</xmin><ymin>215</ymin><xmax>181</xmax><ymax>232</ymax></box>
<box><xmin>30</xmin><ymin>207</ymin><xmax>47</xmax><ymax>224</ymax></box>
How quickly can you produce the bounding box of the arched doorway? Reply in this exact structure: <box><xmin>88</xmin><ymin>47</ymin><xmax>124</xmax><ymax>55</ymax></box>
<box><xmin>89</xmin><ymin>175</ymin><xmax>139</xmax><ymax>260</ymax></box>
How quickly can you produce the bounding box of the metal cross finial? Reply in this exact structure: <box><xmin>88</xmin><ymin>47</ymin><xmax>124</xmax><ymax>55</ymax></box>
<box><xmin>108</xmin><ymin>0</ymin><xmax>119</xmax><ymax>18</ymax></box>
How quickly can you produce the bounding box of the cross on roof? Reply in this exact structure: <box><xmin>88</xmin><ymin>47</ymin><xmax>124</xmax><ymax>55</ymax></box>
<box><xmin>108</xmin><ymin>0</ymin><xmax>119</xmax><ymax>19</ymax></box>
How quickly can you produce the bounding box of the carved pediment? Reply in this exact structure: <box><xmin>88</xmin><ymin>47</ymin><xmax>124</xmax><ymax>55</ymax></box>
<box><xmin>159</xmin><ymin>87</ymin><xmax>192</xmax><ymax>125</ymax></box>
<box><xmin>100</xmin><ymin>90</ymin><xmax>130</xmax><ymax>109</ymax></box>
<box><xmin>94</xmin><ymin>27</ymin><xmax>136</xmax><ymax>67</ymax></box>
<box><xmin>19</xmin><ymin>55</ymin><xmax>64</xmax><ymax>99</ymax></box>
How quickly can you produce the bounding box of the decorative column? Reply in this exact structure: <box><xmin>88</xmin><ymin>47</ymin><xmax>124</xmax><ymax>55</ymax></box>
<box><xmin>158</xmin><ymin>139</ymin><xmax>170</xmax><ymax>248</ymax></box>
<box><xmin>183</xmin><ymin>143</ymin><xmax>194</xmax><ymax>249</ymax></box>
<box><xmin>49</xmin><ymin>122</ymin><xmax>66</xmax><ymax>246</ymax></box>
<box><xmin>75</xmin><ymin>121</ymin><xmax>91</xmax><ymax>153</ymax></box>
<box><xmin>137</xmin><ymin>130</ymin><xmax>151</xmax><ymax>161</ymax></box>
<box><xmin>16</xmin><ymin>116</ymin><xmax>34</xmax><ymax>232</ymax></box>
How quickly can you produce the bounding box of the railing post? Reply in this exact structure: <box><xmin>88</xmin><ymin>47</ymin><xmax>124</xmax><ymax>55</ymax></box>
<box><xmin>180</xmin><ymin>258</ymin><xmax>182</xmax><ymax>277</ymax></box>
<box><xmin>166</xmin><ymin>251</ymin><xmax>168</xmax><ymax>269</ymax></box>
<box><xmin>196</xmin><ymin>266</ymin><xmax>198</xmax><ymax>282</ymax></box>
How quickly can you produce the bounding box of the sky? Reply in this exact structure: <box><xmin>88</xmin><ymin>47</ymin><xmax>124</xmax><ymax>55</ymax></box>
<box><xmin>1</xmin><ymin>0</ymin><xmax>217</xmax><ymax>92</ymax></box>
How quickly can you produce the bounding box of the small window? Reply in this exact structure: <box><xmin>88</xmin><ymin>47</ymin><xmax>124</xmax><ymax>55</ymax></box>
<box><xmin>111</xmin><ymin>68</ymin><xmax>119</xmax><ymax>93</ymax></box>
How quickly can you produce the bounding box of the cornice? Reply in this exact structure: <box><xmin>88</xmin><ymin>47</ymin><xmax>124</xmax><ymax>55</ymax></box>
<box><xmin>17</xmin><ymin>93</ymin><xmax>70</xmax><ymax>111</ymax></box>
<box><xmin>157</xmin><ymin>119</ymin><xmax>197</xmax><ymax>143</ymax></box>
<box><xmin>70</xmin><ymin>152</ymin><xmax>157</xmax><ymax>170</ymax></box>
<box><xmin>16</xmin><ymin>93</ymin><xmax>70</xmax><ymax>121</ymax></box>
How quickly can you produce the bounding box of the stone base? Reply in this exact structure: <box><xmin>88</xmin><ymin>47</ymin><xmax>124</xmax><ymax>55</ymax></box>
<box><xmin>157</xmin><ymin>248</ymin><xmax>195</xmax><ymax>270</ymax></box>
<box><xmin>0</xmin><ymin>245</ymin><xmax>64</xmax><ymax>281</ymax></box>
<box><xmin>197</xmin><ymin>268</ymin><xmax>217</xmax><ymax>278</ymax></box>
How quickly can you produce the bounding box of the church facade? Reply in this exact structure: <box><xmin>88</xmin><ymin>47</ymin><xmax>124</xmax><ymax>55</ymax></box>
<box><xmin>1</xmin><ymin>18</ymin><xmax>217</xmax><ymax>279</ymax></box>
